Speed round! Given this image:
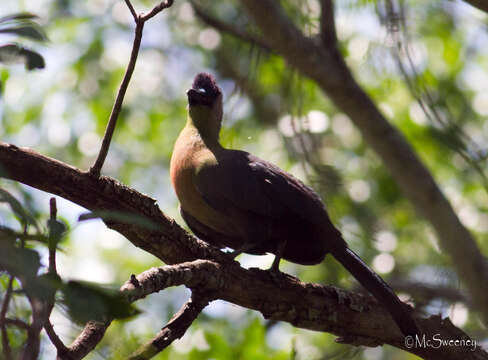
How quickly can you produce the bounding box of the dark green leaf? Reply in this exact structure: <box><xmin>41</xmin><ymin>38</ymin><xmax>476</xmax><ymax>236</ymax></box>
<box><xmin>0</xmin><ymin>225</ymin><xmax>48</xmax><ymax>244</ymax></box>
<box><xmin>0</xmin><ymin>23</ymin><xmax>48</xmax><ymax>42</ymax></box>
<box><xmin>0</xmin><ymin>13</ymin><xmax>38</xmax><ymax>24</ymax></box>
<box><xmin>47</xmin><ymin>219</ymin><xmax>67</xmax><ymax>249</ymax></box>
<box><xmin>0</xmin><ymin>44</ymin><xmax>45</xmax><ymax>70</ymax></box>
<box><xmin>62</xmin><ymin>281</ymin><xmax>140</xmax><ymax>324</ymax></box>
<box><xmin>24</xmin><ymin>273</ymin><xmax>62</xmax><ymax>302</ymax></box>
<box><xmin>0</xmin><ymin>187</ymin><xmax>39</xmax><ymax>229</ymax></box>
<box><xmin>0</xmin><ymin>240</ymin><xmax>40</xmax><ymax>278</ymax></box>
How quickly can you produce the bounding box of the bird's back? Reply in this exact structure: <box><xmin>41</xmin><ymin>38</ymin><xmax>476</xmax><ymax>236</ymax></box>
<box><xmin>191</xmin><ymin>146</ymin><xmax>345</xmax><ymax>265</ymax></box>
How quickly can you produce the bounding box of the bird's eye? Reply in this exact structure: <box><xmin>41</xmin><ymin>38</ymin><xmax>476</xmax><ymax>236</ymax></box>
<box><xmin>197</xmin><ymin>88</ymin><xmax>206</xmax><ymax>94</ymax></box>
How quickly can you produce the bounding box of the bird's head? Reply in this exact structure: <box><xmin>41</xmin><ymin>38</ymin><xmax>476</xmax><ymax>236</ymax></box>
<box><xmin>187</xmin><ymin>72</ymin><xmax>222</xmax><ymax>107</ymax></box>
<box><xmin>187</xmin><ymin>73</ymin><xmax>223</xmax><ymax>140</ymax></box>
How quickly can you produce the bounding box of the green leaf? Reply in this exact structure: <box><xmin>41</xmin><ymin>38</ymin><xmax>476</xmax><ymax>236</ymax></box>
<box><xmin>0</xmin><ymin>68</ymin><xmax>9</xmax><ymax>96</ymax></box>
<box><xmin>0</xmin><ymin>43</ymin><xmax>44</xmax><ymax>70</ymax></box>
<box><xmin>0</xmin><ymin>225</ymin><xmax>47</xmax><ymax>244</ymax></box>
<box><xmin>0</xmin><ymin>23</ymin><xmax>48</xmax><ymax>42</ymax></box>
<box><xmin>47</xmin><ymin>218</ymin><xmax>67</xmax><ymax>249</ymax></box>
<box><xmin>62</xmin><ymin>281</ymin><xmax>140</xmax><ymax>324</ymax></box>
<box><xmin>0</xmin><ymin>188</ymin><xmax>39</xmax><ymax>229</ymax></box>
<box><xmin>0</xmin><ymin>225</ymin><xmax>18</xmax><ymax>241</ymax></box>
<box><xmin>0</xmin><ymin>13</ymin><xmax>38</xmax><ymax>24</ymax></box>
<box><xmin>24</xmin><ymin>272</ymin><xmax>62</xmax><ymax>302</ymax></box>
<box><xmin>0</xmin><ymin>240</ymin><xmax>41</xmax><ymax>278</ymax></box>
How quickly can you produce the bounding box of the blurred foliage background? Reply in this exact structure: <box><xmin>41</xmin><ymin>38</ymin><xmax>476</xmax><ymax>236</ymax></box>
<box><xmin>0</xmin><ymin>0</ymin><xmax>487</xmax><ymax>359</ymax></box>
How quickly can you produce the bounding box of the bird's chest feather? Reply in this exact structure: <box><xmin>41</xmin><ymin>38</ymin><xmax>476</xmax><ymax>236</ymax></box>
<box><xmin>170</xmin><ymin>129</ymin><xmax>237</xmax><ymax>234</ymax></box>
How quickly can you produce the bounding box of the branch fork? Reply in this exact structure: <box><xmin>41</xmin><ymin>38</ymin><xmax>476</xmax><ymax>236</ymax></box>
<box><xmin>1</xmin><ymin>0</ymin><xmax>487</xmax><ymax>359</ymax></box>
<box><xmin>89</xmin><ymin>0</ymin><xmax>174</xmax><ymax>178</ymax></box>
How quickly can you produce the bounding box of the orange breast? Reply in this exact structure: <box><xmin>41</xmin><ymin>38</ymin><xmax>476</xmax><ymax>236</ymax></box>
<box><xmin>170</xmin><ymin>127</ymin><xmax>239</xmax><ymax>237</ymax></box>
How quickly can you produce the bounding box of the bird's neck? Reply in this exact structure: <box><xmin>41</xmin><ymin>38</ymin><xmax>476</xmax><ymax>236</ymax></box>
<box><xmin>187</xmin><ymin>110</ymin><xmax>222</xmax><ymax>150</ymax></box>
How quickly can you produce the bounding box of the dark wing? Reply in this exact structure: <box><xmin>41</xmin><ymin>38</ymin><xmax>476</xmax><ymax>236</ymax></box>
<box><xmin>180</xmin><ymin>207</ymin><xmax>266</xmax><ymax>255</ymax></box>
<box><xmin>194</xmin><ymin>150</ymin><xmax>327</xmax><ymax>224</ymax></box>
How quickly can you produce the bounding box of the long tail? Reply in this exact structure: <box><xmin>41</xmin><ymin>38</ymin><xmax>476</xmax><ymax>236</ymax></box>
<box><xmin>331</xmin><ymin>246</ymin><xmax>419</xmax><ymax>337</ymax></box>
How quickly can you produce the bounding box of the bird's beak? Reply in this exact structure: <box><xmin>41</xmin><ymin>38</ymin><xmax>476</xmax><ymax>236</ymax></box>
<box><xmin>187</xmin><ymin>88</ymin><xmax>213</xmax><ymax>106</ymax></box>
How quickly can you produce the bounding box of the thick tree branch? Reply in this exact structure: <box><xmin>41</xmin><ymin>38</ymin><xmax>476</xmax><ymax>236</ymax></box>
<box><xmin>120</xmin><ymin>261</ymin><xmax>224</xmax><ymax>301</ymax></box>
<box><xmin>60</xmin><ymin>320</ymin><xmax>110</xmax><ymax>360</ymax></box>
<box><xmin>0</xmin><ymin>143</ymin><xmax>227</xmax><ymax>266</ymax></box>
<box><xmin>0</xmin><ymin>143</ymin><xmax>486</xmax><ymax>359</ymax></box>
<box><xmin>238</xmin><ymin>0</ymin><xmax>488</xmax><ymax>327</ymax></box>
<box><xmin>126</xmin><ymin>260</ymin><xmax>488</xmax><ymax>360</ymax></box>
<box><xmin>460</xmin><ymin>0</ymin><xmax>488</xmax><ymax>13</ymax></box>
<box><xmin>320</xmin><ymin>0</ymin><xmax>337</xmax><ymax>47</ymax></box>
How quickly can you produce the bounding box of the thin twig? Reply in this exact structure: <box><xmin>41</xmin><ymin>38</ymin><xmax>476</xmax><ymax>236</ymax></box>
<box><xmin>0</xmin><ymin>226</ymin><xmax>47</xmax><ymax>243</ymax></box>
<box><xmin>385</xmin><ymin>0</ymin><xmax>488</xmax><ymax>190</ymax></box>
<box><xmin>21</xmin><ymin>297</ymin><xmax>44</xmax><ymax>360</ymax></box>
<box><xmin>0</xmin><ymin>276</ymin><xmax>15</xmax><ymax>360</ymax></box>
<box><xmin>141</xmin><ymin>0</ymin><xmax>174</xmax><ymax>21</ymax></box>
<box><xmin>0</xmin><ymin>277</ymin><xmax>14</xmax><ymax>324</ymax></box>
<box><xmin>19</xmin><ymin>202</ymin><xmax>49</xmax><ymax>360</ymax></box>
<box><xmin>125</xmin><ymin>0</ymin><xmax>138</xmax><ymax>20</ymax></box>
<box><xmin>89</xmin><ymin>0</ymin><xmax>174</xmax><ymax>177</ymax></box>
<box><xmin>63</xmin><ymin>321</ymin><xmax>110</xmax><ymax>360</ymax></box>
<box><xmin>89</xmin><ymin>20</ymin><xmax>144</xmax><ymax>177</ymax></box>
<box><xmin>128</xmin><ymin>292</ymin><xmax>212</xmax><ymax>360</ymax></box>
<box><xmin>49</xmin><ymin>197</ymin><xmax>57</xmax><ymax>220</ymax></box>
<box><xmin>45</xmin><ymin>321</ymin><xmax>68</xmax><ymax>357</ymax></box>
<box><xmin>4</xmin><ymin>318</ymin><xmax>29</xmax><ymax>330</ymax></box>
<box><xmin>44</xmin><ymin>197</ymin><xmax>69</xmax><ymax>356</ymax></box>
<box><xmin>48</xmin><ymin>197</ymin><xmax>57</xmax><ymax>274</ymax></box>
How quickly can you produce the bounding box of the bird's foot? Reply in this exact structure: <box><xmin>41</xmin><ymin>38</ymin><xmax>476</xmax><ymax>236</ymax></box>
<box><xmin>267</xmin><ymin>267</ymin><xmax>298</xmax><ymax>289</ymax></box>
<box><xmin>266</xmin><ymin>258</ymin><xmax>289</xmax><ymax>285</ymax></box>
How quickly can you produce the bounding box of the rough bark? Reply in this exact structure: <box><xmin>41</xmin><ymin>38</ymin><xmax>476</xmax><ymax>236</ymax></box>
<box><xmin>238</xmin><ymin>0</ymin><xmax>488</xmax><ymax>326</ymax></box>
<box><xmin>0</xmin><ymin>142</ymin><xmax>486</xmax><ymax>360</ymax></box>
<box><xmin>461</xmin><ymin>0</ymin><xmax>488</xmax><ymax>13</ymax></box>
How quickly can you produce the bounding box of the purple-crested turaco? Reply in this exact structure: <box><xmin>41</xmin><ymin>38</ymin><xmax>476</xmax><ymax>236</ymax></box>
<box><xmin>170</xmin><ymin>72</ymin><xmax>418</xmax><ymax>337</ymax></box>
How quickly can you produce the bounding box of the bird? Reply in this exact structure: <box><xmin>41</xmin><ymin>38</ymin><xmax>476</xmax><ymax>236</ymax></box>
<box><xmin>170</xmin><ymin>72</ymin><xmax>419</xmax><ymax>337</ymax></box>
